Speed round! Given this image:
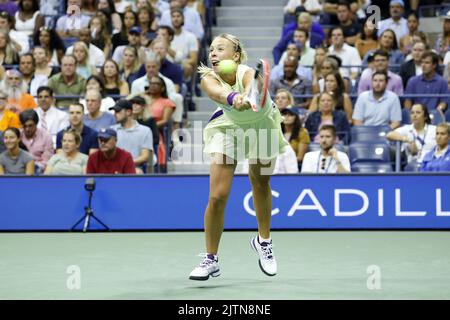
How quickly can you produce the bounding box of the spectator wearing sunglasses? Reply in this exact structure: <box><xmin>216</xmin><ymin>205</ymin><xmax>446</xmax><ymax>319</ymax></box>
<box><xmin>301</xmin><ymin>124</ymin><xmax>350</xmax><ymax>173</ymax></box>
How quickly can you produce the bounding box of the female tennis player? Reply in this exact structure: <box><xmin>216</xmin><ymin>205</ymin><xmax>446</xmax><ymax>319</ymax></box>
<box><xmin>189</xmin><ymin>34</ymin><xmax>289</xmax><ymax>281</ymax></box>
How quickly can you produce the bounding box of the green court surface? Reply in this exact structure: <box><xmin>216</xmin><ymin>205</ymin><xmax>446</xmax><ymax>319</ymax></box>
<box><xmin>1</xmin><ymin>231</ymin><xmax>449</xmax><ymax>300</ymax></box>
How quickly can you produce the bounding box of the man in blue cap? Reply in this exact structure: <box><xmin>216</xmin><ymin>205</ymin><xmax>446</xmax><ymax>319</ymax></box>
<box><xmin>86</xmin><ymin>127</ymin><xmax>136</xmax><ymax>174</ymax></box>
<box><xmin>377</xmin><ymin>0</ymin><xmax>408</xmax><ymax>47</ymax></box>
<box><xmin>110</xmin><ymin>99</ymin><xmax>154</xmax><ymax>174</ymax></box>
<box><xmin>112</xmin><ymin>26</ymin><xmax>144</xmax><ymax>66</ymax></box>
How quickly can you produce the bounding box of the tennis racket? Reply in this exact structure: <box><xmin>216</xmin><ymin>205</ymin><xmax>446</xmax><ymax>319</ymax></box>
<box><xmin>246</xmin><ymin>58</ymin><xmax>270</xmax><ymax>112</ymax></box>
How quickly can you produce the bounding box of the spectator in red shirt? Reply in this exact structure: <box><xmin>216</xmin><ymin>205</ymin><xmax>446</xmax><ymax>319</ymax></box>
<box><xmin>86</xmin><ymin>127</ymin><xmax>136</xmax><ymax>174</ymax></box>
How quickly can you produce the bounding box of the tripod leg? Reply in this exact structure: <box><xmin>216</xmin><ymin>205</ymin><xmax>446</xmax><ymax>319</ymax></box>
<box><xmin>91</xmin><ymin>214</ymin><xmax>110</xmax><ymax>231</ymax></box>
<box><xmin>83</xmin><ymin>212</ymin><xmax>91</xmax><ymax>232</ymax></box>
<box><xmin>71</xmin><ymin>216</ymin><xmax>87</xmax><ymax>231</ymax></box>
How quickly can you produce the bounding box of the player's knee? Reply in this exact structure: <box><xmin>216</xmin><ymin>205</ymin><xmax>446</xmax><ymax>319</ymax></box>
<box><xmin>208</xmin><ymin>196</ymin><xmax>228</xmax><ymax>210</ymax></box>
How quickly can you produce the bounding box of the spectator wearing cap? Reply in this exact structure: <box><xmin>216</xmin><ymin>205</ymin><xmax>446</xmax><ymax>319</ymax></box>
<box><xmin>435</xmin><ymin>9</ymin><xmax>450</xmax><ymax>58</ymax></box>
<box><xmin>404</xmin><ymin>51</ymin><xmax>449</xmax><ymax>112</ymax></box>
<box><xmin>277</xmin><ymin>28</ymin><xmax>316</xmax><ymax>68</ymax></box>
<box><xmin>353</xmin><ymin>71</ymin><xmax>402</xmax><ymax>130</ymax></box>
<box><xmin>47</xmin><ymin>55</ymin><xmax>87</xmax><ymax>110</ymax></box>
<box><xmin>56</xmin><ymin>103</ymin><xmax>98</xmax><ymax>155</ymax></box>
<box><xmin>19</xmin><ymin>53</ymin><xmax>49</xmax><ymax>97</ymax></box>
<box><xmin>328</xmin><ymin>26</ymin><xmax>362</xmax><ymax>80</ymax></box>
<box><xmin>0</xmin><ymin>69</ymin><xmax>37</xmax><ymax>114</ymax></box>
<box><xmin>0</xmin><ymin>9</ymin><xmax>29</xmax><ymax>55</ymax></box>
<box><xmin>358</xmin><ymin>49</ymin><xmax>404</xmax><ymax>95</ymax></box>
<box><xmin>301</xmin><ymin>124</ymin><xmax>351</xmax><ymax>173</ymax></box>
<box><xmin>130</xmin><ymin>95</ymin><xmax>159</xmax><ymax>149</ymax></box>
<box><xmin>0</xmin><ymin>89</ymin><xmax>20</xmax><ymax>131</ymax></box>
<box><xmin>168</xmin><ymin>9</ymin><xmax>198</xmax><ymax>81</ymax></box>
<box><xmin>281</xmin><ymin>107</ymin><xmax>310</xmax><ymax>169</ymax></box>
<box><xmin>158</xmin><ymin>0</ymin><xmax>204</xmax><ymax>41</ymax></box>
<box><xmin>19</xmin><ymin>108</ymin><xmax>54</xmax><ymax>172</ymax></box>
<box><xmin>377</xmin><ymin>0</ymin><xmax>408</xmax><ymax>47</ymax></box>
<box><xmin>36</xmin><ymin>86</ymin><xmax>69</xmax><ymax>146</ymax></box>
<box><xmin>86</xmin><ymin>127</ymin><xmax>136</xmax><ymax>174</ymax></box>
<box><xmin>55</xmin><ymin>0</ymin><xmax>91</xmax><ymax>39</ymax></box>
<box><xmin>269</xmin><ymin>55</ymin><xmax>312</xmax><ymax>109</ymax></box>
<box><xmin>66</xmin><ymin>27</ymin><xmax>105</xmax><ymax>69</ymax></box>
<box><xmin>110</xmin><ymin>99</ymin><xmax>154</xmax><ymax>174</ymax></box>
<box><xmin>83</xmin><ymin>89</ymin><xmax>116</xmax><ymax>132</ymax></box>
<box><xmin>112</xmin><ymin>26</ymin><xmax>143</xmax><ymax>66</ymax></box>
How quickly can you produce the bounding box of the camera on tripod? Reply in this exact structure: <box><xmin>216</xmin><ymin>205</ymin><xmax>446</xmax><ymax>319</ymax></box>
<box><xmin>85</xmin><ymin>177</ymin><xmax>96</xmax><ymax>192</ymax></box>
<box><xmin>71</xmin><ymin>177</ymin><xmax>109</xmax><ymax>232</ymax></box>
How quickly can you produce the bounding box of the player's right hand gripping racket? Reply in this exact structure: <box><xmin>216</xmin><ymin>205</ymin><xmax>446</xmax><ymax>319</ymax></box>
<box><xmin>246</xmin><ymin>58</ymin><xmax>270</xmax><ymax>112</ymax></box>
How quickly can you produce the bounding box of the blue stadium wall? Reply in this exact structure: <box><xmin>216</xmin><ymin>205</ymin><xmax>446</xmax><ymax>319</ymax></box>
<box><xmin>1</xmin><ymin>174</ymin><xmax>450</xmax><ymax>230</ymax></box>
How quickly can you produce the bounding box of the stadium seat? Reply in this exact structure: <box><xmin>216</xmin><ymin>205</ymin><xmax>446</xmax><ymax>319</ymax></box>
<box><xmin>403</xmin><ymin>161</ymin><xmax>420</xmax><ymax>172</ymax></box>
<box><xmin>348</xmin><ymin>142</ymin><xmax>391</xmax><ymax>164</ymax></box>
<box><xmin>63</xmin><ymin>37</ymin><xmax>78</xmax><ymax>49</ymax></box>
<box><xmin>351</xmin><ymin>162</ymin><xmax>393</xmax><ymax>173</ymax></box>
<box><xmin>350</xmin><ymin>125</ymin><xmax>391</xmax><ymax>143</ymax></box>
<box><xmin>430</xmin><ymin>109</ymin><xmax>446</xmax><ymax>125</ymax></box>
<box><xmin>402</xmin><ymin>108</ymin><xmax>411</xmax><ymax>125</ymax></box>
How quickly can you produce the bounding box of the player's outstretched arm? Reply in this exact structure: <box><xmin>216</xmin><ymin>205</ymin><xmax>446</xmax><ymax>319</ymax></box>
<box><xmin>201</xmin><ymin>74</ymin><xmax>251</xmax><ymax>111</ymax></box>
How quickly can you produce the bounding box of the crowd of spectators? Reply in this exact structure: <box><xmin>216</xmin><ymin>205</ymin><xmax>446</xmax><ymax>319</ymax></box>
<box><xmin>0</xmin><ymin>0</ymin><xmax>205</xmax><ymax>174</ymax></box>
<box><xmin>270</xmin><ymin>0</ymin><xmax>450</xmax><ymax>173</ymax></box>
<box><xmin>0</xmin><ymin>0</ymin><xmax>449</xmax><ymax>174</ymax></box>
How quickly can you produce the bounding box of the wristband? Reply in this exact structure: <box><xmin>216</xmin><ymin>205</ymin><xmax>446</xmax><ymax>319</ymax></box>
<box><xmin>227</xmin><ymin>92</ymin><xmax>238</xmax><ymax>106</ymax></box>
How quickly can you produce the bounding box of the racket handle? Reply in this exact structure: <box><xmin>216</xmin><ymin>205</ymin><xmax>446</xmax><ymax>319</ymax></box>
<box><xmin>254</xmin><ymin>61</ymin><xmax>262</xmax><ymax>79</ymax></box>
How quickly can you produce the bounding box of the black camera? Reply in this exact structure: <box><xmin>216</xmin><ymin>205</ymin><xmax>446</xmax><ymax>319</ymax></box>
<box><xmin>85</xmin><ymin>178</ymin><xmax>96</xmax><ymax>192</ymax></box>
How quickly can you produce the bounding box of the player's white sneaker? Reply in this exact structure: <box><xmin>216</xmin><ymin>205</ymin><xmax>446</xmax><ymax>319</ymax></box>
<box><xmin>189</xmin><ymin>254</ymin><xmax>220</xmax><ymax>281</ymax></box>
<box><xmin>251</xmin><ymin>236</ymin><xmax>277</xmax><ymax>276</ymax></box>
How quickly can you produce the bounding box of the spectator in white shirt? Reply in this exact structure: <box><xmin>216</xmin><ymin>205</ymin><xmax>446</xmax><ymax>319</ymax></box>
<box><xmin>55</xmin><ymin>0</ymin><xmax>91</xmax><ymax>39</ymax></box>
<box><xmin>328</xmin><ymin>26</ymin><xmax>362</xmax><ymax>80</ymax></box>
<box><xmin>301</xmin><ymin>124</ymin><xmax>351</xmax><ymax>173</ymax></box>
<box><xmin>169</xmin><ymin>8</ymin><xmax>198</xmax><ymax>80</ymax></box>
<box><xmin>65</xmin><ymin>28</ymin><xmax>105</xmax><ymax>69</ymax></box>
<box><xmin>377</xmin><ymin>0</ymin><xmax>408</xmax><ymax>48</ymax></box>
<box><xmin>159</xmin><ymin>0</ymin><xmax>204</xmax><ymax>40</ymax></box>
<box><xmin>386</xmin><ymin>103</ymin><xmax>436</xmax><ymax>165</ymax></box>
<box><xmin>36</xmin><ymin>86</ymin><xmax>70</xmax><ymax>146</ymax></box>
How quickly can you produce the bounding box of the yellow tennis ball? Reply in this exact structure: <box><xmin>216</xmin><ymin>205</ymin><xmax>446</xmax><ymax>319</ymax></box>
<box><xmin>218</xmin><ymin>60</ymin><xmax>237</xmax><ymax>74</ymax></box>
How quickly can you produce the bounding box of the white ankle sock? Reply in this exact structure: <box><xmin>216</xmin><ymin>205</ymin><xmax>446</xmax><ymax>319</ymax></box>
<box><xmin>258</xmin><ymin>234</ymin><xmax>271</xmax><ymax>244</ymax></box>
